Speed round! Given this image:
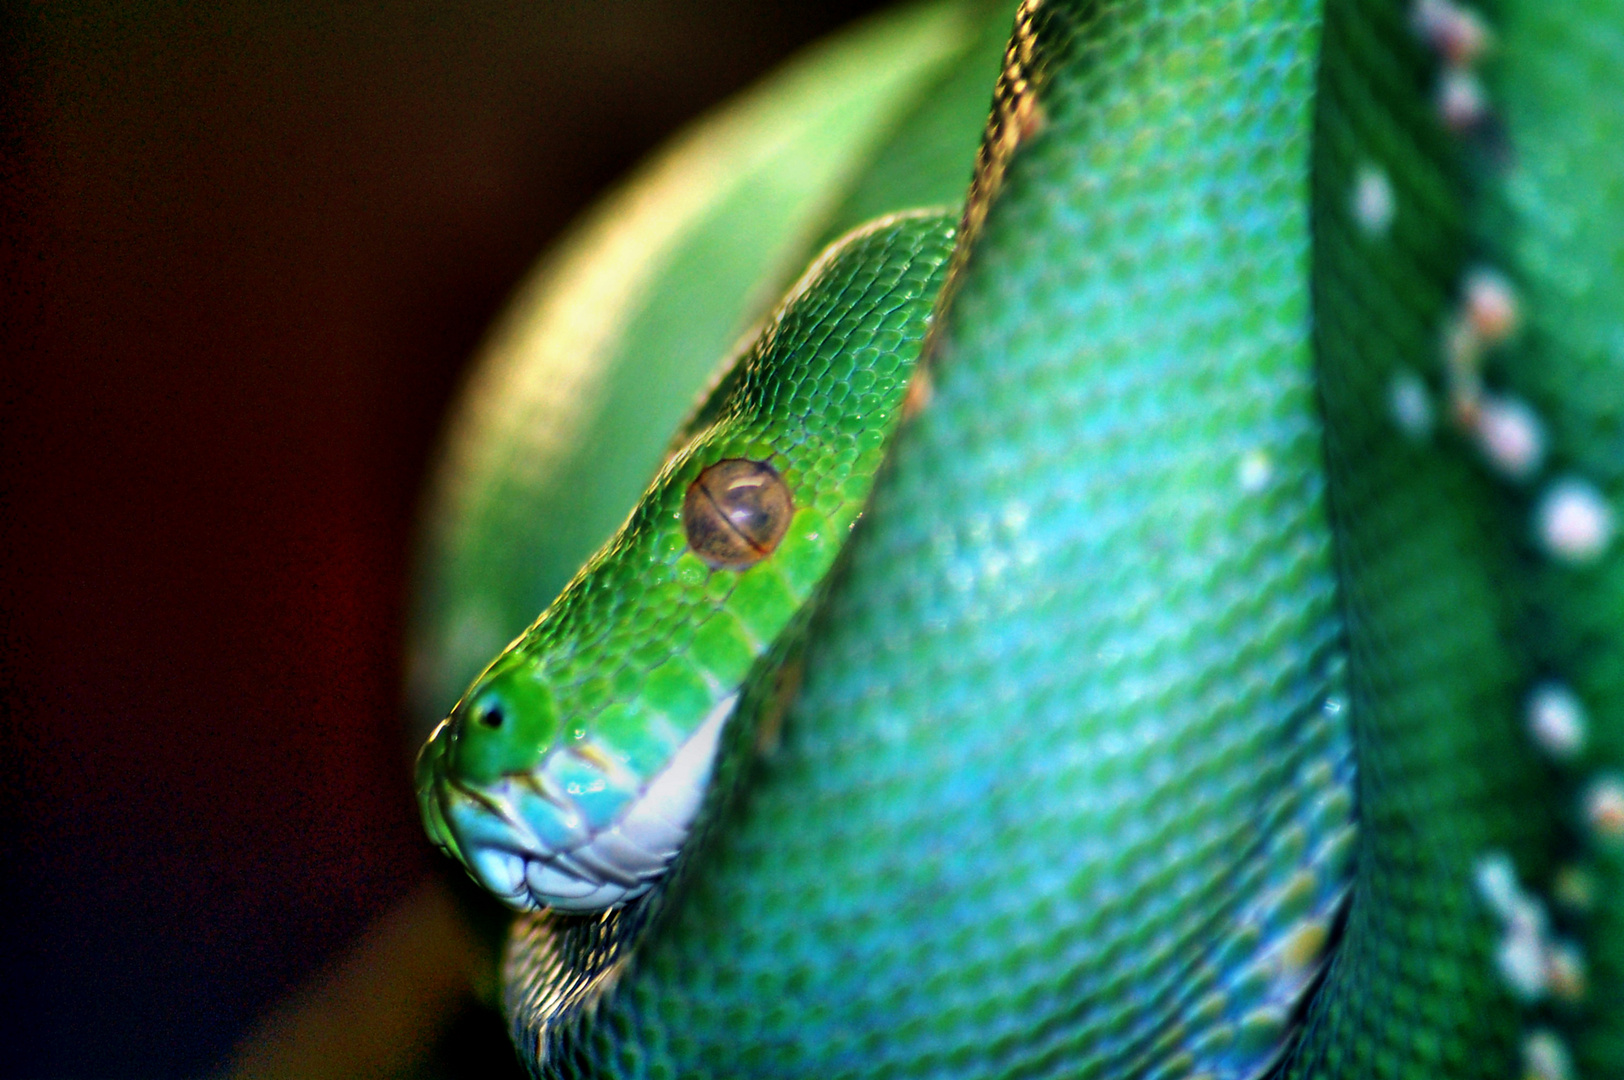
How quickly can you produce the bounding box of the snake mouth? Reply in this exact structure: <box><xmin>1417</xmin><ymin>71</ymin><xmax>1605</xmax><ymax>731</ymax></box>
<box><xmin>423</xmin><ymin>693</ymin><xmax>737</xmax><ymax>913</ymax></box>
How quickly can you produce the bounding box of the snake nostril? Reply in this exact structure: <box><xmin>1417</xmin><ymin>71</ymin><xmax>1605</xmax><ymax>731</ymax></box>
<box><xmin>480</xmin><ymin>704</ymin><xmax>505</xmax><ymax>729</ymax></box>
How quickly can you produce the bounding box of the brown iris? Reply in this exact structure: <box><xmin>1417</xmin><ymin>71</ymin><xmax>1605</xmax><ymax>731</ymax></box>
<box><xmin>682</xmin><ymin>458</ymin><xmax>793</xmax><ymax>570</ymax></box>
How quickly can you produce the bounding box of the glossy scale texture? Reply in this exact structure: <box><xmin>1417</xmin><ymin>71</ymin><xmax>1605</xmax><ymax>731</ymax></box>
<box><xmin>513</xmin><ymin>1</ymin><xmax>1360</xmax><ymax>1075</ymax></box>
<box><xmin>411</xmin><ymin>0</ymin><xmax>1624</xmax><ymax>1075</ymax></box>
<box><xmin>418</xmin><ymin>213</ymin><xmax>957</xmax><ymax>913</ymax></box>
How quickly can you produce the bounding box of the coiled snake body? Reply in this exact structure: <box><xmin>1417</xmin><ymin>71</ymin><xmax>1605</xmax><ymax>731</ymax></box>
<box><xmin>411</xmin><ymin>0</ymin><xmax>1624</xmax><ymax>1075</ymax></box>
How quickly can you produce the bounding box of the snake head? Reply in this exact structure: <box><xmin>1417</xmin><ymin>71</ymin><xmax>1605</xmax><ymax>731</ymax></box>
<box><xmin>414</xmin><ymin>214</ymin><xmax>955</xmax><ymax>915</ymax></box>
<box><xmin>414</xmin><ymin>454</ymin><xmax>829</xmax><ymax>916</ymax></box>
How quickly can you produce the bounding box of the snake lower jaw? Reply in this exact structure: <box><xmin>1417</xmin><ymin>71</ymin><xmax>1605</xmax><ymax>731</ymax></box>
<box><xmin>435</xmin><ymin>690</ymin><xmax>739</xmax><ymax>914</ymax></box>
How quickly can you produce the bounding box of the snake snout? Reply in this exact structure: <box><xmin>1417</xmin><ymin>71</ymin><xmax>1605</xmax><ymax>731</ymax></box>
<box><xmin>436</xmin><ymin>690</ymin><xmax>739</xmax><ymax>913</ymax></box>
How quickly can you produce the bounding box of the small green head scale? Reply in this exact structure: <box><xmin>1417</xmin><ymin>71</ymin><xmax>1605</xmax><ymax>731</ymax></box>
<box><xmin>417</xmin><ymin>212</ymin><xmax>956</xmax><ymax>912</ymax></box>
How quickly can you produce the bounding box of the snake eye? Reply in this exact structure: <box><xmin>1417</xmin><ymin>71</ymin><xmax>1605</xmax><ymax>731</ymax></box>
<box><xmin>683</xmin><ymin>458</ymin><xmax>793</xmax><ymax>570</ymax></box>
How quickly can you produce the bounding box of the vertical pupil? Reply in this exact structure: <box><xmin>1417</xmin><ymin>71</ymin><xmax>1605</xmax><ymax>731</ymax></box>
<box><xmin>720</xmin><ymin>476</ymin><xmax>774</xmax><ymax>538</ymax></box>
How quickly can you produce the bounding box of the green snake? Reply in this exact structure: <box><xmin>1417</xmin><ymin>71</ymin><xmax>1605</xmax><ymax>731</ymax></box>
<box><xmin>409</xmin><ymin>0</ymin><xmax>1624</xmax><ymax>1076</ymax></box>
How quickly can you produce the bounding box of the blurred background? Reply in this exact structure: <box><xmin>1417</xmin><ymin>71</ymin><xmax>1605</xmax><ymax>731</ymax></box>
<box><xmin>1</xmin><ymin>2</ymin><xmax>887</xmax><ymax>1075</ymax></box>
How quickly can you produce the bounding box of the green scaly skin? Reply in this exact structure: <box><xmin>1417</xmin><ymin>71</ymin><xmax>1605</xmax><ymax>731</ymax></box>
<box><xmin>412</xmin><ymin>0</ymin><xmax>1623</xmax><ymax>1076</ymax></box>
<box><xmin>418</xmin><ymin>212</ymin><xmax>957</xmax><ymax>913</ymax></box>
<box><xmin>403</xmin><ymin>0</ymin><xmax>990</xmax><ymax>736</ymax></box>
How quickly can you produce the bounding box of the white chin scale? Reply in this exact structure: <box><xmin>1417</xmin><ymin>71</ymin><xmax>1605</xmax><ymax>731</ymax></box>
<box><xmin>465</xmin><ymin>692</ymin><xmax>735</xmax><ymax>914</ymax></box>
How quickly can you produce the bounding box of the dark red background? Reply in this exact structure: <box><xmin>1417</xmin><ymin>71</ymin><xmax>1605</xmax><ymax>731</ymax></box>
<box><xmin>1</xmin><ymin>3</ymin><xmax>880</xmax><ymax>1075</ymax></box>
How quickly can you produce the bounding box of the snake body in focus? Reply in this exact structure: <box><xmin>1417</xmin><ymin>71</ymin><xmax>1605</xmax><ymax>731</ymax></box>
<box><xmin>411</xmin><ymin>0</ymin><xmax>1624</xmax><ymax>1076</ymax></box>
